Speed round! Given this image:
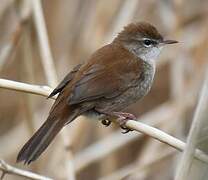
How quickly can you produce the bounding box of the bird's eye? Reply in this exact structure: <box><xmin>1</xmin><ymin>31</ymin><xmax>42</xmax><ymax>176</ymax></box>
<box><xmin>143</xmin><ymin>39</ymin><xmax>152</xmax><ymax>47</ymax></box>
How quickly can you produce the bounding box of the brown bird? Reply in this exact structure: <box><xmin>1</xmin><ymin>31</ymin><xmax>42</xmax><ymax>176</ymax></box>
<box><xmin>17</xmin><ymin>22</ymin><xmax>177</xmax><ymax>164</ymax></box>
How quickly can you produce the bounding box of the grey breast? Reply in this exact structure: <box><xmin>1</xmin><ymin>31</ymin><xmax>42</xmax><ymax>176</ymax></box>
<box><xmin>96</xmin><ymin>61</ymin><xmax>155</xmax><ymax>112</ymax></box>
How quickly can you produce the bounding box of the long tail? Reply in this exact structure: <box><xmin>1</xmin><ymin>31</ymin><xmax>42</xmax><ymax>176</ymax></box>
<box><xmin>17</xmin><ymin>106</ymin><xmax>77</xmax><ymax>164</ymax></box>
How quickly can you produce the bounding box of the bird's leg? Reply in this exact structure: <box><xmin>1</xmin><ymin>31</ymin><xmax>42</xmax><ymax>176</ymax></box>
<box><xmin>96</xmin><ymin>109</ymin><xmax>136</xmax><ymax>133</ymax></box>
<box><xmin>112</xmin><ymin>112</ymin><xmax>136</xmax><ymax>134</ymax></box>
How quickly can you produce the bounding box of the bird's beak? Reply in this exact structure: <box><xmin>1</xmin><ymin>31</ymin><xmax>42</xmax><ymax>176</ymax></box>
<box><xmin>162</xmin><ymin>39</ymin><xmax>178</xmax><ymax>45</ymax></box>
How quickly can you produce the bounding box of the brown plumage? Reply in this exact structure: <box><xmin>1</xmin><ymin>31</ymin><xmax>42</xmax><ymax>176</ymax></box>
<box><xmin>115</xmin><ymin>22</ymin><xmax>163</xmax><ymax>42</ymax></box>
<box><xmin>17</xmin><ymin>22</ymin><xmax>177</xmax><ymax>164</ymax></box>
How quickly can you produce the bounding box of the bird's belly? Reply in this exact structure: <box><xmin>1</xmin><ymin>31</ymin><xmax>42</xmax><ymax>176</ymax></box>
<box><xmin>95</xmin><ymin>73</ymin><xmax>154</xmax><ymax>112</ymax></box>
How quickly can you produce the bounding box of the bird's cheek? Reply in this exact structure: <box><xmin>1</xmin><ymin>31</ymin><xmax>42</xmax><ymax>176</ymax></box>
<box><xmin>145</xmin><ymin>47</ymin><xmax>162</xmax><ymax>60</ymax></box>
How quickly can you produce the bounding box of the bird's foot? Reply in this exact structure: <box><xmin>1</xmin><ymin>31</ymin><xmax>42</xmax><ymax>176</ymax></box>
<box><xmin>97</xmin><ymin>110</ymin><xmax>136</xmax><ymax>133</ymax></box>
<box><xmin>113</xmin><ymin>112</ymin><xmax>136</xmax><ymax>134</ymax></box>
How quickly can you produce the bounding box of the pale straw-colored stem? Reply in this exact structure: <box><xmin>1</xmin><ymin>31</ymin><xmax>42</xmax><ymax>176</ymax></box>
<box><xmin>1</xmin><ymin>78</ymin><xmax>208</xmax><ymax>173</ymax></box>
<box><xmin>32</xmin><ymin>0</ymin><xmax>57</xmax><ymax>87</ymax></box>
<box><xmin>0</xmin><ymin>160</ymin><xmax>52</xmax><ymax>180</ymax></box>
<box><xmin>175</xmin><ymin>67</ymin><xmax>208</xmax><ymax>180</ymax></box>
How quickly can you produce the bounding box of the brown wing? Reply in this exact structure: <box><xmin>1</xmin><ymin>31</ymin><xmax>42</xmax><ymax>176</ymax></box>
<box><xmin>67</xmin><ymin>44</ymin><xmax>143</xmax><ymax>105</ymax></box>
<box><xmin>48</xmin><ymin>64</ymin><xmax>82</xmax><ymax>98</ymax></box>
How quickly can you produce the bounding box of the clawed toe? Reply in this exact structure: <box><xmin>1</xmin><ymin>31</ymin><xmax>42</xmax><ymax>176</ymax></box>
<box><xmin>97</xmin><ymin>110</ymin><xmax>135</xmax><ymax>133</ymax></box>
<box><xmin>121</xmin><ymin>126</ymin><xmax>133</xmax><ymax>134</ymax></box>
<box><xmin>114</xmin><ymin>112</ymin><xmax>136</xmax><ymax>134</ymax></box>
<box><xmin>122</xmin><ymin>129</ymin><xmax>133</xmax><ymax>134</ymax></box>
<box><xmin>120</xmin><ymin>120</ymin><xmax>133</xmax><ymax>134</ymax></box>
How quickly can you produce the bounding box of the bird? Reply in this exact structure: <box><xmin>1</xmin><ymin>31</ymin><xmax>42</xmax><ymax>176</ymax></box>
<box><xmin>17</xmin><ymin>22</ymin><xmax>178</xmax><ymax>164</ymax></box>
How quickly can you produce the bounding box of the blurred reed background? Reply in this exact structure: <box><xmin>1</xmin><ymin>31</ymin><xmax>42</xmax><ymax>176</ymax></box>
<box><xmin>0</xmin><ymin>0</ymin><xmax>208</xmax><ymax>179</ymax></box>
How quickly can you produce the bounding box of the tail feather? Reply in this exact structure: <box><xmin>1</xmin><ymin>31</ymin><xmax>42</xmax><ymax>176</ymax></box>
<box><xmin>17</xmin><ymin>109</ymin><xmax>77</xmax><ymax>164</ymax></box>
